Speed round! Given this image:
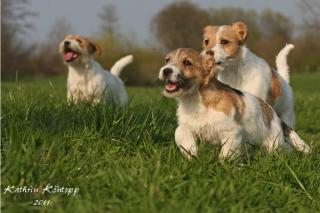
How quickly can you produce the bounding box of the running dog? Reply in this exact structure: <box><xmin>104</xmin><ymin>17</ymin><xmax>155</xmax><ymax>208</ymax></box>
<box><xmin>202</xmin><ymin>22</ymin><xmax>295</xmax><ymax>127</ymax></box>
<box><xmin>59</xmin><ymin>34</ymin><xmax>133</xmax><ymax>105</ymax></box>
<box><xmin>159</xmin><ymin>48</ymin><xmax>310</xmax><ymax>160</ymax></box>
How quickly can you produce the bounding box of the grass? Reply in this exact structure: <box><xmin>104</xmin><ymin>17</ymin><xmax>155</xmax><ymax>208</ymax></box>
<box><xmin>1</xmin><ymin>72</ymin><xmax>320</xmax><ymax>212</ymax></box>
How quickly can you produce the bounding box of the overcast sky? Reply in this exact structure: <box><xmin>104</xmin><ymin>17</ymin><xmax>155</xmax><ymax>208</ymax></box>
<box><xmin>27</xmin><ymin>0</ymin><xmax>302</xmax><ymax>43</ymax></box>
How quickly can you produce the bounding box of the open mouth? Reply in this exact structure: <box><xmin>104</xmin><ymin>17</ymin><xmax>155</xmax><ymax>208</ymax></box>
<box><xmin>165</xmin><ymin>81</ymin><xmax>181</xmax><ymax>93</ymax></box>
<box><xmin>216</xmin><ymin>61</ymin><xmax>222</xmax><ymax>65</ymax></box>
<box><xmin>64</xmin><ymin>47</ymin><xmax>80</xmax><ymax>62</ymax></box>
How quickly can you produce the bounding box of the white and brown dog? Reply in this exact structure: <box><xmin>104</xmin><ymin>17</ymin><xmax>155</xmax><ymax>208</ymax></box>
<box><xmin>159</xmin><ymin>48</ymin><xmax>310</xmax><ymax>160</ymax></box>
<box><xmin>202</xmin><ymin>22</ymin><xmax>295</xmax><ymax>128</ymax></box>
<box><xmin>59</xmin><ymin>34</ymin><xmax>133</xmax><ymax>105</ymax></box>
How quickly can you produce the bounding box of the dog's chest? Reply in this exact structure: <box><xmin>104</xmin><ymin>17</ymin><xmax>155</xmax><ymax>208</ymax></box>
<box><xmin>68</xmin><ymin>69</ymin><xmax>104</xmax><ymax>95</ymax></box>
<box><xmin>177</xmin><ymin>104</ymin><xmax>226</xmax><ymax>143</ymax></box>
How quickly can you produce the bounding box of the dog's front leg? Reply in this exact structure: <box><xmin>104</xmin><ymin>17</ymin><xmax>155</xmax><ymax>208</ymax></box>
<box><xmin>175</xmin><ymin>125</ymin><xmax>197</xmax><ymax>160</ymax></box>
<box><xmin>219</xmin><ymin>129</ymin><xmax>242</xmax><ymax>161</ymax></box>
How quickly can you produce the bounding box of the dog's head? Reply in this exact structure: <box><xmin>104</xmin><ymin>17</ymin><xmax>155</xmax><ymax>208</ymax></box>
<box><xmin>159</xmin><ymin>48</ymin><xmax>219</xmax><ymax>98</ymax></box>
<box><xmin>201</xmin><ymin>21</ymin><xmax>248</xmax><ymax>66</ymax></box>
<box><xmin>59</xmin><ymin>34</ymin><xmax>101</xmax><ymax>65</ymax></box>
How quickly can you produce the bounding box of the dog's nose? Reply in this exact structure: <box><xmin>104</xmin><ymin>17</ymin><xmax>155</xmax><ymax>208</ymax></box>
<box><xmin>163</xmin><ymin>68</ymin><xmax>173</xmax><ymax>77</ymax></box>
<box><xmin>64</xmin><ymin>41</ymin><xmax>71</xmax><ymax>47</ymax></box>
<box><xmin>205</xmin><ymin>50</ymin><xmax>214</xmax><ymax>56</ymax></box>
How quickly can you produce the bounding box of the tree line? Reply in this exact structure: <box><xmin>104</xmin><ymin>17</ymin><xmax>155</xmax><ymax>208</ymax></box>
<box><xmin>2</xmin><ymin>0</ymin><xmax>320</xmax><ymax>85</ymax></box>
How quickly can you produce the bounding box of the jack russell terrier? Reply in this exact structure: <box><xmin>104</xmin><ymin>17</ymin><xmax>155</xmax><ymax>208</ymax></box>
<box><xmin>159</xmin><ymin>48</ymin><xmax>310</xmax><ymax>161</ymax></box>
<box><xmin>201</xmin><ymin>22</ymin><xmax>295</xmax><ymax>128</ymax></box>
<box><xmin>59</xmin><ymin>34</ymin><xmax>133</xmax><ymax>105</ymax></box>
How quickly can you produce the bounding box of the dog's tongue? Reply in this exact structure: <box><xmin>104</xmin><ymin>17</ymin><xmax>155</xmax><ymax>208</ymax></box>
<box><xmin>165</xmin><ymin>82</ymin><xmax>177</xmax><ymax>91</ymax></box>
<box><xmin>64</xmin><ymin>52</ymin><xmax>74</xmax><ymax>61</ymax></box>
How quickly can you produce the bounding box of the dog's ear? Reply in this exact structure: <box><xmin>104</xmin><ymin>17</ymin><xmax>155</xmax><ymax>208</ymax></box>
<box><xmin>201</xmin><ymin>54</ymin><xmax>218</xmax><ymax>85</ymax></box>
<box><xmin>88</xmin><ymin>42</ymin><xmax>102</xmax><ymax>55</ymax></box>
<box><xmin>232</xmin><ymin>21</ymin><xmax>248</xmax><ymax>43</ymax></box>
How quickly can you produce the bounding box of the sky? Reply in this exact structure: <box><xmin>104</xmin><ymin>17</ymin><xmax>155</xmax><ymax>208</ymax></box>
<box><xmin>26</xmin><ymin>0</ymin><xmax>302</xmax><ymax>43</ymax></box>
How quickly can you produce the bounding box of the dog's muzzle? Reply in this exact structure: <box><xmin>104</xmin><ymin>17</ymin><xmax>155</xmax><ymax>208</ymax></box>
<box><xmin>62</xmin><ymin>41</ymin><xmax>80</xmax><ymax>63</ymax></box>
<box><xmin>160</xmin><ymin>68</ymin><xmax>190</xmax><ymax>94</ymax></box>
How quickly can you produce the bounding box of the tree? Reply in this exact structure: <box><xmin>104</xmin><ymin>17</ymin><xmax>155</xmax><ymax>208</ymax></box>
<box><xmin>299</xmin><ymin>0</ymin><xmax>320</xmax><ymax>31</ymax></box>
<box><xmin>35</xmin><ymin>17</ymin><xmax>74</xmax><ymax>75</ymax></box>
<box><xmin>151</xmin><ymin>1</ymin><xmax>211</xmax><ymax>50</ymax></box>
<box><xmin>98</xmin><ymin>3</ymin><xmax>119</xmax><ymax>35</ymax></box>
<box><xmin>1</xmin><ymin>0</ymin><xmax>36</xmax><ymax>77</ymax></box>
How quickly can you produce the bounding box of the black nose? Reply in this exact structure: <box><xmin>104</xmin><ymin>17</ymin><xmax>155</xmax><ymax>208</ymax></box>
<box><xmin>205</xmin><ymin>50</ymin><xmax>214</xmax><ymax>56</ymax></box>
<box><xmin>64</xmin><ymin>41</ymin><xmax>71</xmax><ymax>47</ymax></box>
<box><xmin>163</xmin><ymin>68</ymin><xmax>173</xmax><ymax>77</ymax></box>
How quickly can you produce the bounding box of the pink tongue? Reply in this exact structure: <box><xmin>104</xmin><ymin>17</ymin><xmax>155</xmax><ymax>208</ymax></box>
<box><xmin>64</xmin><ymin>52</ymin><xmax>74</xmax><ymax>61</ymax></box>
<box><xmin>166</xmin><ymin>82</ymin><xmax>177</xmax><ymax>91</ymax></box>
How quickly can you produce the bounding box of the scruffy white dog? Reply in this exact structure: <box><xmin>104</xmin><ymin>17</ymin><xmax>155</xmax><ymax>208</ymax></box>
<box><xmin>202</xmin><ymin>22</ymin><xmax>295</xmax><ymax>127</ymax></box>
<box><xmin>159</xmin><ymin>48</ymin><xmax>310</xmax><ymax>161</ymax></box>
<box><xmin>59</xmin><ymin>34</ymin><xmax>133</xmax><ymax>105</ymax></box>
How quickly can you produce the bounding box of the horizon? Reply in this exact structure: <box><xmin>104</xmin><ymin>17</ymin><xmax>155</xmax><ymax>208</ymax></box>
<box><xmin>25</xmin><ymin>0</ymin><xmax>302</xmax><ymax>43</ymax></box>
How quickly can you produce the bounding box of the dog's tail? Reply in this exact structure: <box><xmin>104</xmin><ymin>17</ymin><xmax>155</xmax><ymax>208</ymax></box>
<box><xmin>282</xmin><ymin>121</ymin><xmax>311</xmax><ymax>154</ymax></box>
<box><xmin>276</xmin><ymin>44</ymin><xmax>294</xmax><ymax>84</ymax></box>
<box><xmin>110</xmin><ymin>55</ymin><xmax>133</xmax><ymax>77</ymax></box>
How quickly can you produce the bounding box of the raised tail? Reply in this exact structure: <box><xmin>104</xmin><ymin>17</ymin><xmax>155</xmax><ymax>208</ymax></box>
<box><xmin>110</xmin><ymin>55</ymin><xmax>133</xmax><ymax>77</ymax></box>
<box><xmin>281</xmin><ymin>121</ymin><xmax>311</xmax><ymax>154</ymax></box>
<box><xmin>276</xmin><ymin>44</ymin><xmax>294</xmax><ymax>84</ymax></box>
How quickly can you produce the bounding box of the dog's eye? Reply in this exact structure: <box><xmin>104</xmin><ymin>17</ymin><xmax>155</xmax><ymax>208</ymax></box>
<box><xmin>165</xmin><ymin>57</ymin><xmax>170</xmax><ymax>64</ymax></box>
<box><xmin>220</xmin><ymin>39</ymin><xmax>230</xmax><ymax>45</ymax></box>
<box><xmin>204</xmin><ymin>39</ymin><xmax>209</xmax><ymax>46</ymax></box>
<box><xmin>76</xmin><ymin>39</ymin><xmax>82</xmax><ymax>44</ymax></box>
<box><xmin>183</xmin><ymin>59</ymin><xmax>192</xmax><ymax>66</ymax></box>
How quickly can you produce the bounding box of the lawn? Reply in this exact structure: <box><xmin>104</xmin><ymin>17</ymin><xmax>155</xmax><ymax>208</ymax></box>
<box><xmin>1</xmin><ymin>72</ymin><xmax>320</xmax><ymax>212</ymax></box>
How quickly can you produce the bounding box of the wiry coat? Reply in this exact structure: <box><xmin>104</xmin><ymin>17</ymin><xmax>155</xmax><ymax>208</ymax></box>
<box><xmin>159</xmin><ymin>48</ymin><xmax>310</xmax><ymax>161</ymax></box>
<box><xmin>202</xmin><ymin>22</ymin><xmax>295</xmax><ymax>128</ymax></box>
<box><xmin>59</xmin><ymin>34</ymin><xmax>133</xmax><ymax>105</ymax></box>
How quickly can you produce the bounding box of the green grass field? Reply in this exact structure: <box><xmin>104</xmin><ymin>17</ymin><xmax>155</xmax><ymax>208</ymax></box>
<box><xmin>2</xmin><ymin>72</ymin><xmax>320</xmax><ymax>212</ymax></box>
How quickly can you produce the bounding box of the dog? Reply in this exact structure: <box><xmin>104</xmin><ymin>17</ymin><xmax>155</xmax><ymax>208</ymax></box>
<box><xmin>59</xmin><ymin>34</ymin><xmax>133</xmax><ymax>105</ymax></box>
<box><xmin>201</xmin><ymin>21</ymin><xmax>295</xmax><ymax>128</ymax></box>
<box><xmin>159</xmin><ymin>48</ymin><xmax>310</xmax><ymax>161</ymax></box>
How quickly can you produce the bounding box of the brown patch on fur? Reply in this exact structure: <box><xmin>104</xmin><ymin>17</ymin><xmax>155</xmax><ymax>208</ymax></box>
<box><xmin>201</xmin><ymin>54</ymin><xmax>217</xmax><ymax>84</ymax></box>
<box><xmin>202</xmin><ymin>26</ymin><xmax>218</xmax><ymax>49</ymax></box>
<box><xmin>166</xmin><ymin>48</ymin><xmax>207</xmax><ymax>81</ymax></box>
<box><xmin>64</xmin><ymin>34</ymin><xmax>101</xmax><ymax>55</ymax></box>
<box><xmin>217</xmin><ymin>26</ymin><xmax>242</xmax><ymax>56</ymax></box>
<box><xmin>165</xmin><ymin>48</ymin><xmax>246</xmax><ymax>123</ymax></box>
<box><xmin>258</xmin><ymin>99</ymin><xmax>274</xmax><ymax>128</ymax></box>
<box><xmin>231</xmin><ymin>21</ymin><xmax>248</xmax><ymax>43</ymax></box>
<box><xmin>202</xmin><ymin>22</ymin><xmax>247</xmax><ymax>57</ymax></box>
<box><xmin>200</xmin><ymin>80</ymin><xmax>245</xmax><ymax>124</ymax></box>
<box><xmin>266</xmin><ymin>69</ymin><xmax>282</xmax><ymax>105</ymax></box>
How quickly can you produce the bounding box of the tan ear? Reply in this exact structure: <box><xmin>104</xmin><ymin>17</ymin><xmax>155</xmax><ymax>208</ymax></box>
<box><xmin>232</xmin><ymin>21</ymin><xmax>248</xmax><ymax>43</ymax></box>
<box><xmin>201</xmin><ymin>54</ymin><xmax>218</xmax><ymax>84</ymax></box>
<box><xmin>88</xmin><ymin>42</ymin><xmax>102</xmax><ymax>55</ymax></box>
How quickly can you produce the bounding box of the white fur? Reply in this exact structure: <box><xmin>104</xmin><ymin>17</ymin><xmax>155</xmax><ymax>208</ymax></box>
<box><xmin>66</xmin><ymin>58</ymin><xmax>130</xmax><ymax>105</ymax></box>
<box><xmin>276</xmin><ymin>44</ymin><xmax>294</xmax><ymax>83</ymax></box>
<box><xmin>160</xmin><ymin>56</ymin><xmax>310</xmax><ymax>161</ymax></box>
<box><xmin>111</xmin><ymin>55</ymin><xmax>133</xmax><ymax>77</ymax></box>
<box><xmin>211</xmin><ymin>40</ymin><xmax>295</xmax><ymax>128</ymax></box>
<box><xmin>60</xmin><ymin>38</ymin><xmax>132</xmax><ymax>105</ymax></box>
<box><xmin>175</xmin><ymin>91</ymin><xmax>290</xmax><ymax>161</ymax></box>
